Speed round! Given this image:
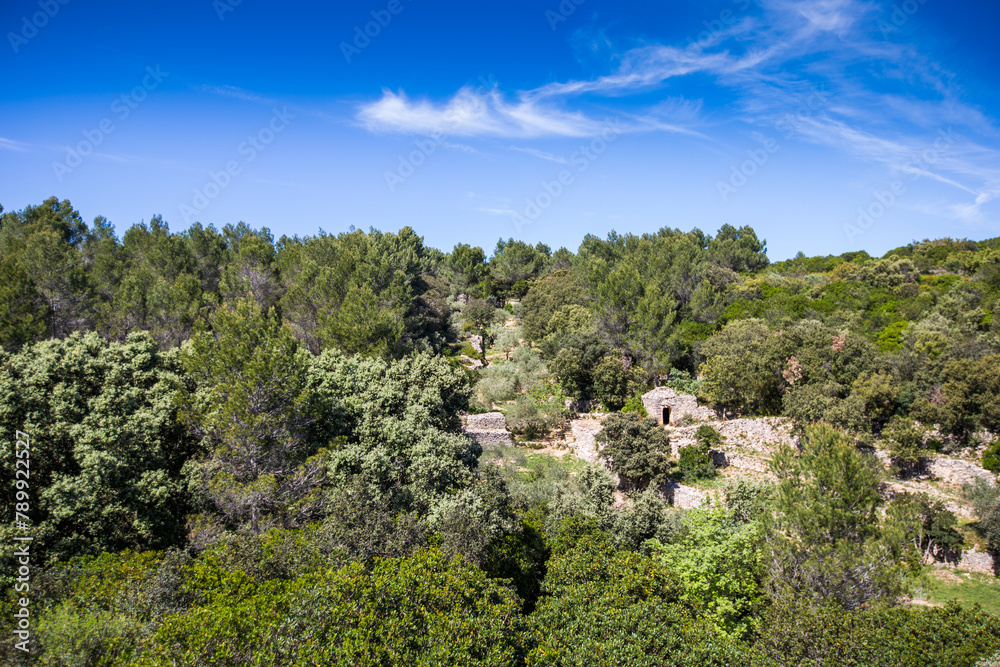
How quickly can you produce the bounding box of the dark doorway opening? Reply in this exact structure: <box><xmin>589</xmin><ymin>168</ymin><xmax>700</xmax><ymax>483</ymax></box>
<box><xmin>662</xmin><ymin>407</ymin><xmax>671</xmax><ymax>425</ymax></box>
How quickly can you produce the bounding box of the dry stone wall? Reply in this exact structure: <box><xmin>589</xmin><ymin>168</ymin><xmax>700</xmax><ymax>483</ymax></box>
<box><xmin>567</xmin><ymin>418</ymin><xmax>605</xmax><ymax>465</ymax></box>
<box><xmin>927</xmin><ymin>458</ymin><xmax>996</xmax><ymax>488</ymax></box>
<box><xmin>462</xmin><ymin>412</ymin><xmax>513</xmax><ymax>449</ymax></box>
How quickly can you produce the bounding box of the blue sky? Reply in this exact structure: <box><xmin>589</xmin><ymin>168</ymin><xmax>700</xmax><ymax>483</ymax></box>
<box><xmin>2</xmin><ymin>0</ymin><xmax>999</xmax><ymax>260</ymax></box>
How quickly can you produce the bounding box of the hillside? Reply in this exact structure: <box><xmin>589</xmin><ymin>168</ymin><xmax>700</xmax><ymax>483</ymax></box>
<box><xmin>1</xmin><ymin>198</ymin><xmax>999</xmax><ymax>665</ymax></box>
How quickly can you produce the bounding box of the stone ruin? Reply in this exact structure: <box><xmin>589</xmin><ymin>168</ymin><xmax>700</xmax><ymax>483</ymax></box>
<box><xmin>462</xmin><ymin>412</ymin><xmax>513</xmax><ymax>449</ymax></box>
<box><xmin>641</xmin><ymin>387</ymin><xmax>715</xmax><ymax>426</ymax></box>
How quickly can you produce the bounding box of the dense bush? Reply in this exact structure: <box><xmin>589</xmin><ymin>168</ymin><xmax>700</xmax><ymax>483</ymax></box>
<box><xmin>4</xmin><ymin>200</ymin><xmax>1000</xmax><ymax>665</ymax></box>
<box><xmin>596</xmin><ymin>413</ymin><xmax>672</xmax><ymax>490</ymax></box>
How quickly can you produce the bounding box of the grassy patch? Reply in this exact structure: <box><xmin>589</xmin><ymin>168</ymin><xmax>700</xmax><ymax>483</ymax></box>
<box><xmin>920</xmin><ymin>570</ymin><xmax>1000</xmax><ymax>616</ymax></box>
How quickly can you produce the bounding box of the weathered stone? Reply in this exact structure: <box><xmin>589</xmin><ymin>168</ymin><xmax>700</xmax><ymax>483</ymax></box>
<box><xmin>668</xmin><ymin>417</ymin><xmax>797</xmax><ymax>458</ymax></box>
<box><xmin>661</xmin><ymin>482</ymin><xmax>708</xmax><ymax>509</ymax></box>
<box><xmin>927</xmin><ymin>458</ymin><xmax>996</xmax><ymax>488</ymax></box>
<box><xmin>464</xmin><ymin>412</ymin><xmax>508</xmax><ymax>431</ymax></box>
<box><xmin>567</xmin><ymin>418</ymin><xmax>605</xmax><ymax>465</ymax></box>
<box><xmin>931</xmin><ymin>550</ymin><xmax>997</xmax><ymax>576</ymax></box>
<box><xmin>462</xmin><ymin>412</ymin><xmax>512</xmax><ymax>450</ymax></box>
<box><xmin>470</xmin><ymin>334</ymin><xmax>484</xmax><ymax>354</ymax></box>
<box><xmin>641</xmin><ymin>387</ymin><xmax>715</xmax><ymax>426</ymax></box>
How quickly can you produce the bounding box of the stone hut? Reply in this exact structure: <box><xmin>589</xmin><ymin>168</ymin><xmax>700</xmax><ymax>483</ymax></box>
<box><xmin>462</xmin><ymin>412</ymin><xmax>513</xmax><ymax>449</ymax></box>
<box><xmin>641</xmin><ymin>387</ymin><xmax>713</xmax><ymax>426</ymax></box>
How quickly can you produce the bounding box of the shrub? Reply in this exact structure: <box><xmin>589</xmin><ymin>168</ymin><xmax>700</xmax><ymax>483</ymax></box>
<box><xmin>694</xmin><ymin>424</ymin><xmax>724</xmax><ymax>449</ymax></box>
<box><xmin>596</xmin><ymin>413</ymin><xmax>672</xmax><ymax>490</ymax></box>
<box><xmin>751</xmin><ymin>600</ymin><xmax>1000</xmax><ymax>667</ymax></box>
<box><xmin>677</xmin><ymin>444</ymin><xmax>717</xmax><ymax>483</ymax></box>
<box><xmin>621</xmin><ymin>394</ymin><xmax>649</xmax><ymax>417</ymax></box>
<box><xmin>593</xmin><ymin>355</ymin><xmax>647</xmax><ymax>411</ymax></box>
<box><xmin>983</xmin><ymin>441</ymin><xmax>1000</xmax><ymax>473</ymax></box>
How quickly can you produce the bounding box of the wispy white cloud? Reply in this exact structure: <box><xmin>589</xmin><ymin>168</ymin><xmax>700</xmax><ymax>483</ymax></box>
<box><xmin>509</xmin><ymin>146</ymin><xmax>570</xmax><ymax>164</ymax></box>
<box><xmin>476</xmin><ymin>206</ymin><xmax>521</xmax><ymax>216</ymax></box>
<box><xmin>198</xmin><ymin>84</ymin><xmax>275</xmax><ymax>104</ymax></box>
<box><xmin>0</xmin><ymin>137</ymin><xmax>30</xmax><ymax>152</ymax></box>
<box><xmin>358</xmin><ymin>86</ymin><xmax>614</xmax><ymax>138</ymax></box>
<box><xmin>353</xmin><ymin>0</ymin><xmax>1000</xmax><ymax>226</ymax></box>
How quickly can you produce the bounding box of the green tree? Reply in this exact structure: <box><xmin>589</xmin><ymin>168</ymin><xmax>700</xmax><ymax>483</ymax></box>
<box><xmin>528</xmin><ymin>520</ymin><xmax>742</xmax><ymax>666</ymax></box>
<box><xmin>0</xmin><ymin>332</ymin><xmax>193</xmax><ymax>571</ymax></box>
<box><xmin>596</xmin><ymin>412</ymin><xmax>672</xmax><ymax>490</ymax></box>
<box><xmin>699</xmin><ymin>319</ymin><xmax>782</xmax><ymax>417</ymax></box>
<box><xmin>763</xmin><ymin>424</ymin><xmax>907</xmax><ymax>609</ymax></box>
<box><xmin>445</xmin><ymin>242</ymin><xmax>488</xmax><ymax>293</ymax></box>
<box><xmin>677</xmin><ymin>425</ymin><xmax>721</xmax><ymax>482</ymax></box>
<box><xmin>178</xmin><ymin>298</ymin><xmax>322</xmax><ymax>537</ymax></box>
<box><xmin>279</xmin><ymin>228</ymin><xmax>429</xmax><ymax>356</ymax></box>
<box><xmin>521</xmin><ymin>270</ymin><xmax>586</xmax><ymax>341</ymax></box>
<box><xmin>489</xmin><ymin>238</ymin><xmax>547</xmax><ymax>296</ymax></box>
<box><xmin>649</xmin><ymin>505</ymin><xmax>763</xmax><ymax>638</ymax></box>
<box><xmin>707</xmin><ymin>224</ymin><xmax>769</xmax><ymax>273</ymax></box>
<box><xmin>0</xmin><ymin>197</ymin><xmax>92</xmax><ymax>341</ymax></box>
<box><xmin>592</xmin><ymin>354</ymin><xmax>647</xmax><ymax>411</ymax></box>
<box><xmin>312</xmin><ymin>347</ymin><xmax>478</xmax><ymax>515</ymax></box>
<box><xmin>132</xmin><ymin>548</ymin><xmax>527</xmax><ymax>666</ymax></box>
<box><xmin>963</xmin><ymin>478</ymin><xmax>1000</xmax><ymax>556</ymax></box>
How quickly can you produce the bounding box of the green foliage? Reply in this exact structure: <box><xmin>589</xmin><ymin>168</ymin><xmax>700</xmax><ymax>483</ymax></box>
<box><xmin>528</xmin><ymin>522</ymin><xmax>742</xmax><ymax>666</ymax></box>
<box><xmin>677</xmin><ymin>433</ymin><xmax>718</xmax><ymax>483</ymax></box>
<box><xmin>621</xmin><ymin>393</ymin><xmax>648</xmax><ymax>417</ymax></box>
<box><xmin>311</xmin><ymin>347</ymin><xmax>478</xmax><ymax>516</ymax></box>
<box><xmin>650</xmin><ymin>505</ymin><xmax>763</xmax><ymax>638</ymax></box>
<box><xmin>490</xmin><ymin>238</ymin><xmax>548</xmax><ymax>296</ymax></box>
<box><xmin>611</xmin><ymin>488</ymin><xmax>678</xmax><ymax>550</ymax></box>
<box><xmin>695</xmin><ymin>424</ymin><xmax>724</xmax><ymax>449</ymax></box>
<box><xmin>911</xmin><ymin>355</ymin><xmax>1000</xmax><ymax>441</ymax></box>
<box><xmin>750</xmin><ymin>599</ymin><xmax>1000</xmax><ymax>667</ymax></box>
<box><xmin>596</xmin><ymin>412</ymin><xmax>672</xmax><ymax>490</ymax></box>
<box><xmin>675</xmin><ymin>447</ymin><xmax>714</xmax><ymax>480</ymax></box>
<box><xmin>592</xmin><ymin>355</ymin><xmax>647</xmax><ymax>411</ymax></box>
<box><xmin>177</xmin><ymin>298</ymin><xmax>321</xmax><ymax>537</ymax></box>
<box><xmin>0</xmin><ymin>332</ymin><xmax>193</xmax><ymax>570</ymax></box>
<box><xmin>476</xmin><ymin>345</ymin><xmax>550</xmax><ymax>407</ymax></box>
<box><xmin>884</xmin><ymin>416</ymin><xmax>931</xmax><ymax>470</ymax></box>
<box><xmin>521</xmin><ymin>270</ymin><xmax>586</xmax><ymax>341</ymax></box>
<box><xmin>888</xmin><ymin>492</ymin><xmax>963</xmax><ymax>563</ymax></box>
<box><xmin>131</xmin><ymin>548</ymin><xmax>527</xmax><ymax>666</ymax></box>
<box><xmin>964</xmin><ymin>478</ymin><xmax>1000</xmax><ymax>554</ymax></box>
<box><xmin>700</xmin><ymin>319</ymin><xmax>783</xmax><ymax>417</ymax></box>
<box><xmin>983</xmin><ymin>441</ymin><xmax>1000</xmax><ymax>473</ymax></box>
<box><xmin>661</xmin><ymin>368</ymin><xmax>703</xmax><ymax>395</ymax></box>
<box><xmin>764</xmin><ymin>424</ymin><xmax>907</xmax><ymax>610</ymax></box>
<box><xmin>505</xmin><ymin>390</ymin><xmax>568</xmax><ymax>440</ymax></box>
<box><xmin>544</xmin><ymin>329</ymin><xmax>610</xmax><ymax>399</ymax></box>
<box><xmin>0</xmin><ymin>197</ymin><xmax>91</xmax><ymax>342</ymax></box>
<box><xmin>279</xmin><ymin>226</ymin><xmax>444</xmax><ymax>356</ymax></box>
<box><xmin>446</xmin><ymin>242</ymin><xmax>488</xmax><ymax>292</ymax></box>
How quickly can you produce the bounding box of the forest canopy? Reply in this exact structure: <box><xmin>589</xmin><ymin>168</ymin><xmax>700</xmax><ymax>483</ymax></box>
<box><xmin>2</xmin><ymin>197</ymin><xmax>1000</xmax><ymax>666</ymax></box>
